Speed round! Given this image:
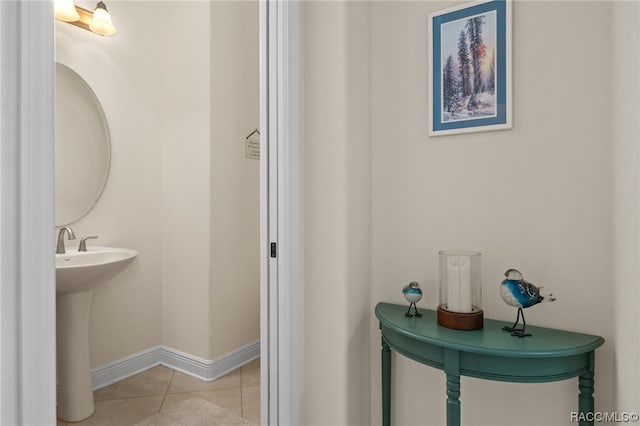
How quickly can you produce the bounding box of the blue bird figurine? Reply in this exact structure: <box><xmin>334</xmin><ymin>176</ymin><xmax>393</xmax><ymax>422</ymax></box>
<box><xmin>402</xmin><ymin>281</ymin><xmax>423</xmax><ymax>318</ymax></box>
<box><xmin>499</xmin><ymin>269</ymin><xmax>556</xmax><ymax>337</ymax></box>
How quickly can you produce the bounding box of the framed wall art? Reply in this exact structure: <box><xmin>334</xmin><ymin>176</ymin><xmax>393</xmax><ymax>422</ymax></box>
<box><xmin>428</xmin><ymin>0</ymin><xmax>512</xmax><ymax>136</ymax></box>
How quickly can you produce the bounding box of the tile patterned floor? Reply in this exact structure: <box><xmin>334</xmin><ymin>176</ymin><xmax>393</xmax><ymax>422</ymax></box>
<box><xmin>57</xmin><ymin>358</ymin><xmax>260</xmax><ymax>426</ymax></box>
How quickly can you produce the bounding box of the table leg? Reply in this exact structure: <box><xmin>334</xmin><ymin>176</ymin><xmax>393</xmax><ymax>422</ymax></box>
<box><xmin>578</xmin><ymin>351</ymin><xmax>595</xmax><ymax>426</ymax></box>
<box><xmin>382</xmin><ymin>338</ymin><xmax>391</xmax><ymax>426</ymax></box>
<box><xmin>444</xmin><ymin>349</ymin><xmax>461</xmax><ymax>426</ymax></box>
<box><xmin>446</xmin><ymin>374</ymin><xmax>461</xmax><ymax>426</ymax></box>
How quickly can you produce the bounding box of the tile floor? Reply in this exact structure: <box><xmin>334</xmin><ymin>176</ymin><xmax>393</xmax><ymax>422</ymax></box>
<box><xmin>57</xmin><ymin>358</ymin><xmax>260</xmax><ymax>426</ymax></box>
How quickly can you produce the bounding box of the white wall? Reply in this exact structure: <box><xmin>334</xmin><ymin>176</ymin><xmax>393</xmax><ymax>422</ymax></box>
<box><xmin>612</xmin><ymin>0</ymin><xmax>640</xmax><ymax>413</ymax></box>
<box><xmin>56</xmin><ymin>2</ymin><xmax>165</xmax><ymax>366</ymax></box>
<box><xmin>302</xmin><ymin>4</ymin><xmax>350</xmax><ymax>421</ymax></box>
<box><xmin>369</xmin><ymin>1</ymin><xmax>615</xmax><ymax>425</ymax></box>
<box><xmin>209</xmin><ymin>1</ymin><xmax>261</xmax><ymax>360</ymax></box>
<box><xmin>55</xmin><ymin>1</ymin><xmax>259</xmax><ymax>367</ymax></box>
<box><xmin>160</xmin><ymin>2</ymin><xmax>213</xmax><ymax>360</ymax></box>
<box><xmin>301</xmin><ymin>2</ymin><xmax>372</xmax><ymax>424</ymax></box>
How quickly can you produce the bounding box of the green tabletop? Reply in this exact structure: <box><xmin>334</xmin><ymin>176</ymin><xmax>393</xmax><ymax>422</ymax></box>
<box><xmin>376</xmin><ymin>302</ymin><xmax>604</xmax><ymax>358</ymax></box>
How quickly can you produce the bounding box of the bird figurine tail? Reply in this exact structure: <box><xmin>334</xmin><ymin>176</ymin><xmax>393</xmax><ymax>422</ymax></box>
<box><xmin>537</xmin><ymin>287</ymin><xmax>557</xmax><ymax>303</ymax></box>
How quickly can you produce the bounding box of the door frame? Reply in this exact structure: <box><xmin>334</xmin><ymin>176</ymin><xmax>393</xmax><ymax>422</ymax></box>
<box><xmin>0</xmin><ymin>2</ymin><xmax>57</xmax><ymax>424</ymax></box>
<box><xmin>261</xmin><ymin>1</ymin><xmax>300</xmax><ymax>424</ymax></box>
<box><xmin>0</xmin><ymin>1</ymin><xmax>299</xmax><ymax>424</ymax></box>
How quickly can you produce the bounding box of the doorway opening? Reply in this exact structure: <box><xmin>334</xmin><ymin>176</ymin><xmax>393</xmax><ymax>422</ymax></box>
<box><xmin>53</xmin><ymin>2</ymin><xmax>261</xmax><ymax>424</ymax></box>
<box><xmin>0</xmin><ymin>1</ymin><xmax>298</xmax><ymax>424</ymax></box>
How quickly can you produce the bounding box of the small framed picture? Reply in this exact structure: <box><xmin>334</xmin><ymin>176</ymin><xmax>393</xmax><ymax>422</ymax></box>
<box><xmin>428</xmin><ymin>0</ymin><xmax>512</xmax><ymax>136</ymax></box>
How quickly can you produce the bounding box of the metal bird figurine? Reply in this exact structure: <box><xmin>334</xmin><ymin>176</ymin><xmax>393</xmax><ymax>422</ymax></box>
<box><xmin>499</xmin><ymin>269</ymin><xmax>556</xmax><ymax>337</ymax></box>
<box><xmin>402</xmin><ymin>281</ymin><xmax>423</xmax><ymax>318</ymax></box>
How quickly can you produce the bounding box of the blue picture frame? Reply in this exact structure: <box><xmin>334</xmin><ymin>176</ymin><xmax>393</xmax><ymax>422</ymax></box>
<box><xmin>429</xmin><ymin>0</ymin><xmax>512</xmax><ymax>136</ymax></box>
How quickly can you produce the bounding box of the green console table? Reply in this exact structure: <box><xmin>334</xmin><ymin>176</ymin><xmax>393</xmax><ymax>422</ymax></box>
<box><xmin>376</xmin><ymin>302</ymin><xmax>604</xmax><ymax>426</ymax></box>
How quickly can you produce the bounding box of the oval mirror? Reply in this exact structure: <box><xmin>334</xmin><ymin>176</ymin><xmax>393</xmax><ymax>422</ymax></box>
<box><xmin>55</xmin><ymin>63</ymin><xmax>111</xmax><ymax>226</ymax></box>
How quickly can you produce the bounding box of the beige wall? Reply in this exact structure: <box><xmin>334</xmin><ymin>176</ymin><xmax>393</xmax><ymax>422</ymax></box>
<box><xmin>612</xmin><ymin>0</ymin><xmax>640</xmax><ymax>412</ymax></box>
<box><xmin>370</xmin><ymin>2</ymin><xmax>614</xmax><ymax>424</ymax></box>
<box><xmin>160</xmin><ymin>2</ymin><xmax>213</xmax><ymax>360</ymax></box>
<box><xmin>301</xmin><ymin>0</ymin><xmax>639</xmax><ymax>425</ymax></box>
<box><xmin>301</xmin><ymin>2</ymin><xmax>372</xmax><ymax>424</ymax></box>
<box><xmin>302</xmin><ymin>3</ymin><xmax>351</xmax><ymax>421</ymax></box>
<box><xmin>209</xmin><ymin>1</ymin><xmax>261</xmax><ymax>359</ymax></box>
<box><xmin>56</xmin><ymin>2</ymin><xmax>166</xmax><ymax>366</ymax></box>
<box><xmin>55</xmin><ymin>1</ymin><xmax>259</xmax><ymax>366</ymax></box>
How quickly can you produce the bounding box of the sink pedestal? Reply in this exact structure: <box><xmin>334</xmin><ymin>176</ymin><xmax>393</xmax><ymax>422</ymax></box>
<box><xmin>57</xmin><ymin>289</ymin><xmax>95</xmax><ymax>422</ymax></box>
<box><xmin>55</xmin><ymin>246</ymin><xmax>137</xmax><ymax>422</ymax></box>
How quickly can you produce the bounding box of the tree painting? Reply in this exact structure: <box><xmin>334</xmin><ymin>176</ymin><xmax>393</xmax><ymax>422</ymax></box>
<box><xmin>443</xmin><ymin>55</ymin><xmax>463</xmax><ymax>113</ymax></box>
<box><xmin>440</xmin><ymin>11</ymin><xmax>497</xmax><ymax>122</ymax></box>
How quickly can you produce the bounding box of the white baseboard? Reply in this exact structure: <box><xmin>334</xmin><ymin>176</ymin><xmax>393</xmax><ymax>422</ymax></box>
<box><xmin>91</xmin><ymin>341</ymin><xmax>260</xmax><ymax>390</ymax></box>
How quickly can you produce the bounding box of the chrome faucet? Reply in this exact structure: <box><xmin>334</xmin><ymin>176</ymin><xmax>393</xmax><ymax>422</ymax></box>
<box><xmin>78</xmin><ymin>236</ymin><xmax>98</xmax><ymax>252</ymax></box>
<box><xmin>56</xmin><ymin>226</ymin><xmax>76</xmax><ymax>254</ymax></box>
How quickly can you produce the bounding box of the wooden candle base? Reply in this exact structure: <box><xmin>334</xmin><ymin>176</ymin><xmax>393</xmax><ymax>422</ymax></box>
<box><xmin>437</xmin><ymin>305</ymin><xmax>483</xmax><ymax>330</ymax></box>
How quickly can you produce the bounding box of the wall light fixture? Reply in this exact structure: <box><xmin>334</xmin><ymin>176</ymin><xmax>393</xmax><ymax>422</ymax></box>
<box><xmin>54</xmin><ymin>1</ymin><xmax>117</xmax><ymax>37</ymax></box>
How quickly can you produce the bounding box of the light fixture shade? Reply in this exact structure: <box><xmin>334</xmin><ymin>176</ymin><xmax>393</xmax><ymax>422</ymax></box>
<box><xmin>55</xmin><ymin>0</ymin><xmax>80</xmax><ymax>22</ymax></box>
<box><xmin>89</xmin><ymin>2</ymin><xmax>116</xmax><ymax>36</ymax></box>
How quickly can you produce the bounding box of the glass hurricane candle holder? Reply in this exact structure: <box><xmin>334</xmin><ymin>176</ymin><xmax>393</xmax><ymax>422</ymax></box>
<box><xmin>438</xmin><ymin>250</ymin><xmax>483</xmax><ymax>330</ymax></box>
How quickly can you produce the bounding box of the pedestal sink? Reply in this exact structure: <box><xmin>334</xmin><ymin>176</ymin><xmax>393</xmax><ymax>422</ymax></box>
<box><xmin>56</xmin><ymin>246</ymin><xmax>137</xmax><ymax>422</ymax></box>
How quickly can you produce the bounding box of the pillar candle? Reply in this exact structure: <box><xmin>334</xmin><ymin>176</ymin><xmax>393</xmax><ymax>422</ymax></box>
<box><xmin>446</xmin><ymin>255</ymin><xmax>472</xmax><ymax>313</ymax></box>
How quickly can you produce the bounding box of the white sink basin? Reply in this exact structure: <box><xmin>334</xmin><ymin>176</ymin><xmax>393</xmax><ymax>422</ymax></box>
<box><xmin>56</xmin><ymin>246</ymin><xmax>137</xmax><ymax>294</ymax></box>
